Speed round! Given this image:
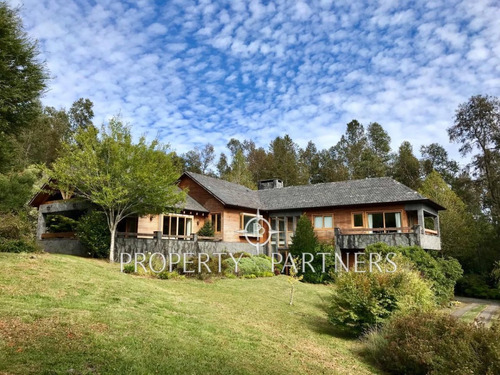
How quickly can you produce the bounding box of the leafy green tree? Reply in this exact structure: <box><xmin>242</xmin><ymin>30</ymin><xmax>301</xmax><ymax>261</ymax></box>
<box><xmin>316</xmin><ymin>147</ymin><xmax>349</xmax><ymax>182</ymax></box>
<box><xmin>49</xmin><ymin>118</ymin><xmax>185</xmax><ymax>261</ymax></box>
<box><xmin>419</xmin><ymin>171</ymin><xmax>478</xmax><ymax>263</ymax></box>
<box><xmin>182</xmin><ymin>143</ymin><xmax>215</xmax><ymax>175</ymax></box>
<box><xmin>289</xmin><ymin>215</ymin><xmax>318</xmax><ymax>256</ymax></box>
<box><xmin>420</xmin><ymin>143</ymin><xmax>459</xmax><ymax>184</ymax></box>
<box><xmin>392</xmin><ymin>141</ymin><xmax>421</xmax><ymax>190</ymax></box>
<box><xmin>0</xmin><ymin>2</ymin><xmax>48</xmax><ymax>170</ymax></box>
<box><xmin>69</xmin><ymin>98</ymin><xmax>94</xmax><ymax>132</ymax></box>
<box><xmin>0</xmin><ymin>3</ymin><xmax>47</xmax><ymax>135</ymax></box>
<box><xmin>225</xmin><ymin>149</ymin><xmax>255</xmax><ymax>189</ymax></box>
<box><xmin>0</xmin><ymin>166</ymin><xmax>40</xmax><ymax>213</ymax></box>
<box><xmin>449</xmin><ymin>95</ymin><xmax>500</xmax><ymax>226</ymax></box>
<box><xmin>76</xmin><ymin>211</ymin><xmax>110</xmax><ymax>258</ymax></box>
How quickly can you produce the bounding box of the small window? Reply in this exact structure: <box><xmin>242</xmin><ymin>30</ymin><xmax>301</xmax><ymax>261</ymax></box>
<box><xmin>210</xmin><ymin>213</ymin><xmax>222</xmax><ymax>233</ymax></box>
<box><xmin>313</xmin><ymin>215</ymin><xmax>333</xmax><ymax>229</ymax></box>
<box><xmin>353</xmin><ymin>213</ymin><xmax>364</xmax><ymax>227</ymax></box>
<box><xmin>241</xmin><ymin>213</ymin><xmax>258</xmax><ymax>236</ymax></box>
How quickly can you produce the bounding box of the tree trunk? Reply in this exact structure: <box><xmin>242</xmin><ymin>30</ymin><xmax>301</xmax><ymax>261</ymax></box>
<box><xmin>109</xmin><ymin>225</ymin><xmax>116</xmax><ymax>262</ymax></box>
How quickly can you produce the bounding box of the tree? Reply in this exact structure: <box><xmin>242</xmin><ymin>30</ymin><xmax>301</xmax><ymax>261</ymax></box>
<box><xmin>225</xmin><ymin>149</ymin><xmax>255</xmax><ymax>189</ymax></box>
<box><xmin>298</xmin><ymin>141</ymin><xmax>321</xmax><ymax>184</ymax></box>
<box><xmin>216</xmin><ymin>153</ymin><xmax>230</xmax><ymax>178</ymax></box>
<box><xmin>335</xmin><ymin>120</ymin><xmax>368</xmax><ymax>179</ymax></box>
<box><xmin>49</xmin><ymin>118</ymin><xmax>185</xmax><ymax>262</ymax></box>
<box><xmin>317</xmin><ymin>147</ymin><xmax>349</xmax><ymax>183</ymax></box>
<box><xmin>0</xmin><ymin>2</ymin><xmax>48</xmax><ymax>170</ymax></box>
<box><xmin>419</xmin><ymin>171</ymin><xmax>479</xmax><ymax>264</ymax></box>
<box><xmin>268</xmin><ymin>135</ymin><xmax>300</xmax><ymax>186</ymax></box>
<box><xmin>69</xmin><ymin>98</ymin><xmax>94</xmax><ymax>132</ymax></box>
<box><xmin>289</xmin><ymin>215</ymin><xmax>318</xmax><ymax>256</ymax></box>
<box><xmin>420</xmin><ymin>143</ymin><xmax>459</xmax><ymax>184</ymax></box>
<box><xmin>392</xmin><ymin>141</ymin><xmax>421</xmax><ymax>190</ymax></box>
<box><xmin>448</xmin><ymin>95</ymin><xmax>500</xmax><ymax>225</ymax></box>
<box><xmin>0</xmin><ymin>3</ymin><xmax>47</xmax><ymax>135</ymax></box>
<box><xmin>182</xmin><ymin>143</ymin><xmax>215</xmax><ymax>175</ymax></box>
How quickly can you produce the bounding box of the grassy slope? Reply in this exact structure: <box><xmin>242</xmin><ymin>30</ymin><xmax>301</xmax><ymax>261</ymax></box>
<box><xmin>0</xmin><ymin>253</ymin><xmax>379</xmax><ymax>375</ymax></box>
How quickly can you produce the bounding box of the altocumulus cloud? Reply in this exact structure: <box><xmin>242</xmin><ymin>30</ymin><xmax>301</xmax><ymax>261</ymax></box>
<box><xmin>10</xmin><ymin>0</ymin><xmax>500</xmax><ymax>159</ymax></box>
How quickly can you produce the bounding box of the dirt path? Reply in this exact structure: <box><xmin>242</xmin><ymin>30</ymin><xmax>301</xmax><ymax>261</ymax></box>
<box><xmin>452</xmin><ymin>297</ymin><xmax>500</xmax><ymax>326</ymax></box>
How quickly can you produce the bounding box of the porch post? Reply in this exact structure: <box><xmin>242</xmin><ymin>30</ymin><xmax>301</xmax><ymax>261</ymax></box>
<box><xmin>418</xmin><ymin>208</ymin><xmax>425</xmax><ymax>234</ymax></box>
<box><xmin>436</xmin><ymin>214</ymin><xmax>440</xmax><ymax>236</ymax></box>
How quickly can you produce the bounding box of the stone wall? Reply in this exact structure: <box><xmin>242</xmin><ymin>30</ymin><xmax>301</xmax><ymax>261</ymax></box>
<box><xmin>116</xmin><ymin>237</ymin><xmax>259</xmax><ymax>259</ymax></box>
<box><xmin>37</xmin><ymin>238</ymin><xmax>87</xmax><ymax>256</ymax></box>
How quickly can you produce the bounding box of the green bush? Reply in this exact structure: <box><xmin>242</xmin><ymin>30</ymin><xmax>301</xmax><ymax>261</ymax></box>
<box><xmin>328</xmin><ymin>266</ymin><xmax>435</xmax><ymax>336</ymax></box>
<box><xmin>76</xmin><ymin>211</ymin><xmax>110</xmax><ymax>258</ymax></box>
<box><xmin>364</xmin><ymin>310</ymin><xmax>500</xmax><ymax>375</ymax></box>
<box><xmin>0</xmin><ymin>213</ymin><xmax>33</xmax><ymax>240</ymax></box>
<box><xmin>0</xmin><ymin>239</ymin><xmax>40</xmax><ymax>253</ymax></box>
<box><xmin>223</xmin><ymin>255</ymin><xmax>273</xmax><ymax>277</ymax></box>
<box><xmin>456</xmin><ymin>273</ymin><xmax>500</xmax><ymax>300</ymax></box>
<box><xmin>197</xmin><ymin>220</ymin><xmax>214</xmax><ymax>237</ymax></box>
<box><xmin>46</xmin><ymin>214</ymin><xmax>78</xmax><ymax>233</ymax></box>
<box><xmin>366</xmin><ymin>243</ymin><xmax>463</xmax><ymax>304</ymax></box>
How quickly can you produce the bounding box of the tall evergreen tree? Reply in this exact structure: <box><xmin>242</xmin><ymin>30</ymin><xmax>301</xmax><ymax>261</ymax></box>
<box><xmin>268</xmin><ymin>135</ymin><xmax>300</xmax><ymax>186</ymax></box>
<box><xmin>0</xmin><ymin>2</ymin><xmax>48</xmax><ymax>170</ymax></box>
<box><xmin>392</xmin><ymin>141</ymin><xmax>422</xmax><ymax>190</ymax></box>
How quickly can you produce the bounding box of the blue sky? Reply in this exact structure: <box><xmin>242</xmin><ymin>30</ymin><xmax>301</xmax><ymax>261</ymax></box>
<box><xmin>11</xmin><ymin>0</ymin><xmax>500</xmax><ymax>162</ymax></box>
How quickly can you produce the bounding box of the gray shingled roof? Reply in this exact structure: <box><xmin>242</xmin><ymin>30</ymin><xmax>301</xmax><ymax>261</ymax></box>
<box><xmin>182</xmin><ymin>172</ymin><xmax>444</xmax><ymax>211</ymax></box>
<box><xmin>184</xmin><ymin>171</ymin><xmax>261</xmax><ymax>209</ymax></box>
<box><xmin>182</xmin><ymin>194</ymin><xmax>209</xmax><ymax>213</ymax></box>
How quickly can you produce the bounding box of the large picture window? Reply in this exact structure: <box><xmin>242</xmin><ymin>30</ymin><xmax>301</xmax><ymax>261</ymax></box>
<box><xmin>367</xmin><ymin>211</ymin><xmax>402</xmax><ymax>233</ymax></box>
<box><xmin>163</xmin><ymin>214</ymin><xmax>193</xmax><ymax>238</ymax></box>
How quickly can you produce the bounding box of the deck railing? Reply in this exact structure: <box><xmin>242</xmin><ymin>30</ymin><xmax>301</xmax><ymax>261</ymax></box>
<box><xmin>116</xmin><ymin>232</ymin><xmax>221</xmax><ymax>241</ymax></box>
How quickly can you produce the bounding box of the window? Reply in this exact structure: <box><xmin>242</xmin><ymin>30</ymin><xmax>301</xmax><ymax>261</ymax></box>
<box><xmin>313</xmin><ymin>215</ymin><xmax>333</xmax><ymax>229</ymax></box>
<box><xmin>240</xmin><ymin>213</ymin><xmax>258</xmax><ymax>236</ymax></box>
<box><xmin>210</xmin><ymin>213</ymin><xmax>222</xmax><ymax>233</ymax></box>
<box><xmin>367</xmin><ymin>211</ymin><xmax>402</xmax><ymax>232</ymax></box>
<box><xmin>117</xmin><ymin>216</ymin><xmax>138</xmax><ymax>233</ymax></box>
<box><xmin>353</xmin><ymin>213</ymin><xmax>364</xmax><ymax>227</ymax></box>
<box><xmin>163</xmin><ymin>214</ymin><xmax>193</xmax><ymax>237</ymax></box>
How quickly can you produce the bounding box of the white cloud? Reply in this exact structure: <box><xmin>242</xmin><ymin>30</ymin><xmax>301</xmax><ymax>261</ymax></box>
<box><xmin>8</xmin><ymin>0</ymin><xmax>500</xmax><ymax>166</ymax></box>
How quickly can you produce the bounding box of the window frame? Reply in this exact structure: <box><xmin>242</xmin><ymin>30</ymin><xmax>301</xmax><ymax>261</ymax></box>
<box><xmin>365</xmin><ymin>210</ymin><xmax>403</xmax><ymax>232</ymax></box>
<box><xmin>240</xmin><ymin>213</ymin><xmax>258</xmax><ymax>237</ymax></box>
<box><xmin>312</xmin><ymin>214</ymin><xmax>334</xmax><ymax>230</ymax></box>
<box><xmin>210</xmin><ymin>212</ymin><xmax>222</xmax><ymax>233</ymax></box>
<box><xmin>352</xmin><ymin>212</ymin><xmax>364</xmax><ymax>228</ymax></box>
<box><xmin>162</xmin><ymin>213</ymin><xmax>194</xmax><ymax>237</ymax></box>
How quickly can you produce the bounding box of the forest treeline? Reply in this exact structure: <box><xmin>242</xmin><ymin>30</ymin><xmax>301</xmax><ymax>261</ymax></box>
<box><xmin>1</xmin><ymin>1</ymin><xmax>499</xmax><ymax>298</ymax></box>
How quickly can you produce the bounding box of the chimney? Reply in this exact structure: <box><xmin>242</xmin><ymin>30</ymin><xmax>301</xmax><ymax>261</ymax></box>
<box><xmin>258</xmin><ymin>179</ymin><xmax>283</xmax><ymax>190</ymax></box>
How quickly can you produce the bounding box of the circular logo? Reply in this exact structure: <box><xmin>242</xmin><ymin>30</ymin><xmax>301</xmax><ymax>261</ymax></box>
<box><xmin>244</xmin><ymin>215</ymin><xmax>273</xmax><ymax>247</ymax></box>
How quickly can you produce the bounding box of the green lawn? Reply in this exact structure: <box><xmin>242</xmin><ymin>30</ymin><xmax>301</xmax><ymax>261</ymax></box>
<box><xmin>0</xmin><ymin>253</ymin><xmax>379</xmax><ymax>375</ymax></box>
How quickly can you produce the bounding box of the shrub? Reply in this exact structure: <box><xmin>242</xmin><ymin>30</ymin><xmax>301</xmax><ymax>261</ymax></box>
<box><xmin>0</xmin><ymin>213</ymin><xmax>33</xmax><ymax>240</ymax></box>
<box><xmin>197</xmin><ymin>220</ymin><xmax>214</xmax><ymax>237</ymax></box>
<box><xmin>301</xmin><ymin>243</ymin><xmax>336</xmax><ymax>284</ymax></box>
<box><xmin>366</xmin><ymin>243</ymin><xmax>463</xmax><ymax>304</ymax></box>
<box><xmin>364</xmin><ymin>310</ymin><xmax>500</xmax><ymax>375</ymax></box>
<box><xmin>328</xmin><ymin>266</ymin><xmax>435</xmax><ymax>336</ymax></box>
<box><xmin>76</xmin><ymin>211</ymin><xmax>110</xmax><ymax>258</ymax></box>
<box><xmin>46</xmin><ymin>214</ymin><xmax>78</xmax><ymax>233</ymax></box>
<box><xmin>122</xmin><ymin>264</ymin><xmax>135</xmax><ymax>274</ymax></box>
<box><xmin>0</xmin><ymin>239</ymin><xmax>40</xmax><ymax>253</ymax></box>
<box><xmin>456</xmin><ymin>273</ymin><xmax>500</xmax><ymax>300</ymax></box>
<box><xmin>288</xmin><ymin>214</ymin><xmax>318</xmax><ymax>256</ymax></box>
<box><xmin>223</xmin><ymin>255</ymin><xmax>273</xmax><ymax>277</ymax></box>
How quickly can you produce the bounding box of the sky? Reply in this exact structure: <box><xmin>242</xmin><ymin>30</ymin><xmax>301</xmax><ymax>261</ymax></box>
<box><xmin>10</xmin><ymin>0</ymin><xmax>500</xmax><ymax>163</ymax></box>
